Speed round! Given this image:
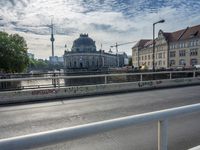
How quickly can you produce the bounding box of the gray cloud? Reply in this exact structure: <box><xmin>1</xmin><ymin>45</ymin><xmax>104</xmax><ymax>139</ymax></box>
<box><xmin>90</xmin><ymin>23</ymin><xmax>113</xmax><ymax>31</ymax></box>
<box><xmin>0</xmin><ymin>0</ymin><xmax>199</xmax><ymax>59</ymax></box>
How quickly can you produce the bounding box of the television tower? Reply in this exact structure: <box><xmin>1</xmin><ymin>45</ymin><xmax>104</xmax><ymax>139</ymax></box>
<box><xmin>50</xmin><ymin>18</ymin><xmax>55</xmax><ymax>57</ymax></box>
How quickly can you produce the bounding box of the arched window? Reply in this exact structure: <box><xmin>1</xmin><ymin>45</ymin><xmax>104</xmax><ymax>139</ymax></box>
<box><xmin>86</xmin><ymin>61</ymin><xmax>89</xmax><ymax>67</ymax></box>
<box><xmin>74</xmin><ymin>61</ymin><xmax>77</xmax><ymax>67</ymax></box>
<box><xmin>80</xmin><ymin>62</ymin><xmax>83</xmax><ymax>68</ymax></box>
<box><xmin>92</xmin><ymin>61</ymin><xmax>95</xmax><ymax>66</ymax></box>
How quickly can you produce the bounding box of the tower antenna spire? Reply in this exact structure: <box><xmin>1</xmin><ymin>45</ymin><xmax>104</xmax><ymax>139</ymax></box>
<box><xmin>50</xmin><ymin>17</ymin><xmax>55</xmax><ymax>57</ymax></box>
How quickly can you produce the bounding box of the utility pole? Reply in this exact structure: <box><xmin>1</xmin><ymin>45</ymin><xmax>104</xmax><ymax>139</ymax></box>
<box><xmin>153</xmin><ymin>19</ymin><xmax>165</xmax><ymax>72</ymax></box>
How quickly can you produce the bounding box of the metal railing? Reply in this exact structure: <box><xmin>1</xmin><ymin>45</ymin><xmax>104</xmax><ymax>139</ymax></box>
<box><xmin>0</xmin><ymin>70</ymin><xmax>200</xmax><ymax>91</ymax></box>
<box><xmin>0</xmin><ymin>103</ymin><xmax>199</xmax><ymax>150</ymax></box>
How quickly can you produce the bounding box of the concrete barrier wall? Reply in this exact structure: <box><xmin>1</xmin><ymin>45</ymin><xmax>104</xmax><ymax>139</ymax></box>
<box><xmin>0</xmin><ymin>77</ymin><xmax>200</xmax><ymax>104</ymax></box>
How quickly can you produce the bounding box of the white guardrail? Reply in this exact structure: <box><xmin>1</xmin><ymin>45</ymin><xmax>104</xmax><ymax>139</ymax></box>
<box><xmin>0</xmin><ymin>70</ymin><xmax>199</xmax><ymax>82</ymax></box>
<box><xmin>189</xmin><ymin>145</ymin><xmax>200</xmax><ymax>150</ymax></box>
<box><xmin>0</xmin><ymin>103</ymin><xmax>199</xmax><ymax>150</ymax></box>
<box><xmin>0</xmin><ymin>70</ymin><xmax>200</xmax><ymax>104</ymax></box>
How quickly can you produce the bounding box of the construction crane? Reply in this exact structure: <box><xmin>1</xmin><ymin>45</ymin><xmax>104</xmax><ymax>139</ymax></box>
<box><xmin>110</xmin><ymin>41</ymin><xmax>137</xmax><ymax>53</ymax></box>
<box><xmin>110</xmin><ymin>41</ymin><xmax>137</xmax><ymax>67</ymax></box>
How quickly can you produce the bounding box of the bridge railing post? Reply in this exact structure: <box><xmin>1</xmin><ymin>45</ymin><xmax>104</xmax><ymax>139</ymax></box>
<box><xmin>169</xmin><ymin>72</ymin><xmax>172</xmax><ymax>80</ymax></box>
<box><xmin>140</xmin><ymin>74</ymin><xmax>143</xmax><ymax>81</ymax></box>
<box><xmin>158</xmin><ymin>119</ymin><xmax>168</xmax><ymax>150</ymax></box>
<box><xmin>57</xmin><ymin>78</ymin><xmax>60</xmax><ymax>88</ymax></box>
<box><xmin>193</xmin><ymin>71</ymin><xmax>196</xmax><ymax>78</ymax></box>
<box><xmin>104</xmin><ymin>75</ymin><xmax>107</xmax><ymax>84</ymax></box>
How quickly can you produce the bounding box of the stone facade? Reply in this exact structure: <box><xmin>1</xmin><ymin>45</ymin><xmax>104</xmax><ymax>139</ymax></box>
<box><xmin>64</xmin><ymin>34</ymin><xmax>127</xmax><ymax>72</ymax></box>
<box><xmin>64</xmin><ymin>51</ymin><xmax>117</xmax><ymax>71</ymax></box>
<box><xmin>132</xmin><ymin>24</ymin><xmax>200</xmax><ymax>69</ymax></box>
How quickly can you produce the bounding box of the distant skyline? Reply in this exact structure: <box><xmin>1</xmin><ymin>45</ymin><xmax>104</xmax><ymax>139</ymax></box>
<box><xmin>0</xmin><ymin>0</ymin><xmax>200</xmax><ymax>59</ymax></box>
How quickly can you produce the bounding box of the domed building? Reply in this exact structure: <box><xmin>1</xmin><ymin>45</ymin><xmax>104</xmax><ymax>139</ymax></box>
<box><xmin>64</xmin><ymin>34</ymin><xmax>128</xmax><ymax>72</ymax></box>
<box><xmin>71</xmin><ymin>34</ymin><xmax>96</xmax><ymax>52</ymax></box>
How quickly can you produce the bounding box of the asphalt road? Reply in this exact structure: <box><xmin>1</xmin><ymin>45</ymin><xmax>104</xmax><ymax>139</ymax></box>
<box><xmin>0</xmin><ymin>86</ymin><xmax>200</xmax><ymax>150</ymax></box>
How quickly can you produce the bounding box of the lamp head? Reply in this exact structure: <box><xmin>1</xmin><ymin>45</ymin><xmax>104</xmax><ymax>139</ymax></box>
<box><xmin>159</xmin><ymin>19</ymin><xmax>165</xmax><ymax>23</ymax></box>
<box><xmin>154</xmin><ymin>19</ymin><xmax>165</xmax><ymax>25</ymax></box>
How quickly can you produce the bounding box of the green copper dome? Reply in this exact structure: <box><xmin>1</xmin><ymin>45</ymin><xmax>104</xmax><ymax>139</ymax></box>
<box><xmin>71</xmin><ymin>34</ymin><xmax>96</xmax><ymax>52</ymax></box>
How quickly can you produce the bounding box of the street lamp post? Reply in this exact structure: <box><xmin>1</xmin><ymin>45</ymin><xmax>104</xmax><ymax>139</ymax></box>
<box><xmin>153</xmin><ymin>19</ymin><xmax>165</xmax><ymax>72</ymax></box>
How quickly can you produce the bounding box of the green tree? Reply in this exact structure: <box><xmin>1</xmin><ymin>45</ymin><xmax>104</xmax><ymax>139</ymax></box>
<box><xmin>0</xmin><ymin>31</ymin><xmax>29</xmax><ymax>73</ymax></box>
<box><xmin>28</xmin><ymin>58</ymin><xmax>49</xmax><ymax>71</ymax></box>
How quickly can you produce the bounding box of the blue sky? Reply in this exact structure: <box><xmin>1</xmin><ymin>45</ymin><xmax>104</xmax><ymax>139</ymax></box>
<box><xmin>0</xmin><ymin>0</ymin><xmax>200</xmax><ymax>59</ymax></box>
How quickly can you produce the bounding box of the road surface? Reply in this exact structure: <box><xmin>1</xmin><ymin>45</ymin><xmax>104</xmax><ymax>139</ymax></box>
<box><xmin>0</xmin><ymin>86</ymin><xmax>200</xmax><ymax>150</ymax></box>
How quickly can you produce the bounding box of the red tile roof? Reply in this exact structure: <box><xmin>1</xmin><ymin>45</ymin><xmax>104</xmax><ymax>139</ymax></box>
<box><xmin>164</xmin><ymin>24</ymin><xmax>200</xmax><ymax>42</ymax></box>
<box><xmin>132</xmin><ymin>39</ymin><xmax>151</xmax><ymax>49</ymax></box>
<box><xmin>133</xmin><ymin>24</ymin><xmax>200</xmax><ymax>49</ymax></box>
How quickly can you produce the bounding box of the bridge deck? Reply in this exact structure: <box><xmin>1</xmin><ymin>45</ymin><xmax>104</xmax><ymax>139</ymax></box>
<box><xmin>0</xmin><ymin>86</ymin><xmax>200</xmax><ymax>150</ymax></box>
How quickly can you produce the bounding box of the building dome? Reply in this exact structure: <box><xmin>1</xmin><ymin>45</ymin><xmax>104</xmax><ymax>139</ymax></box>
<box><xmin>71</xmin><ymin>34</ymin><xmax>96</xmax><ymax>52</ymax></box>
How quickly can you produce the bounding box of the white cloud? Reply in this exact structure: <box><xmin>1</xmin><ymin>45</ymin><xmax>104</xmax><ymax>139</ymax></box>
<box><xmin>0</xmin><ymin>0</ymin><xmax>199</xmax><ymax>59</ymax></box>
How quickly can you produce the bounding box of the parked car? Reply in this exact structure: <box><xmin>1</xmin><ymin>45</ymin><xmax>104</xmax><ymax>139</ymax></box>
<box><xmin>194</xmin><ymin>65</ymin><xmax>200</xmax><ymax>70</ymax></box>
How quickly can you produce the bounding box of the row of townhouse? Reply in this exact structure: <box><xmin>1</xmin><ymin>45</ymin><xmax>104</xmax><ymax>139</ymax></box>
<box><xmin>132</xmin><ymin>24</ymin><xmax>200</xmax><ymax>69</ymax></box>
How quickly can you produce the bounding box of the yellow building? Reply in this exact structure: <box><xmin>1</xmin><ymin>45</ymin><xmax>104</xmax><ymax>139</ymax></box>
<box><xmin>132</xmin><ymin>24</ymin><xmax>200</xmax><ymax>69</ymax></box>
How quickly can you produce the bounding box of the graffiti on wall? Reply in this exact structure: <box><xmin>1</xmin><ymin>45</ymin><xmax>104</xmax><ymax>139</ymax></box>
<box><xmin>138</xmin><ymin>80</ymin><xmax>163</xmax><ymax>88</ymax></box>
<box><xmin>64</xmin><ymin>84</ymin><xmax>107</xmax><ymax>94</ymax></box>
<box><xmin>138</xmin><ymin>81</ymin><xmax>153</xmax><ymax>87</ymax></box>
<box><xmin>173</xmin><ymin>78</ymin><xmax>192</xmax><ymax>83</ymax></box>
<box><xmin>64</xmin><ymin>86</ymin><xmax>90</xmax><ymax>94</ymax></box>
<box><xmin>32</xmin><ymin>89</ymin><xmax>59</xmax><ymax>95</ymax></box>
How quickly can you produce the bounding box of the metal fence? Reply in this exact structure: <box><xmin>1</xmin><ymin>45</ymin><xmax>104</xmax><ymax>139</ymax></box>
<box><xmin>0</xmin><ymin>70</ymin><xmax>200</xmax><ymax>91</ymax></box>
<box><xmin>0</xmin><ymin>103</ymin><xmax>199</xmax><ymax>150</ymax></box>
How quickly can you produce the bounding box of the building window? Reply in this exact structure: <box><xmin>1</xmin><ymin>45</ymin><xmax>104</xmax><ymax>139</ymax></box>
<box><xmin>86</xmin><ymin>61</ymin><xmax>89</xmax><ymax>67</ymax></box>
<box><xmin>80</xmin><ymin>62</ymin><xmax>83</xmax><ymax>68</ymax></box>
<box><xmin>145</xmin><ymin>55</ymin><xmax>147</xmax><ymax>60</ymax></box>
<box><xmin>179</xmin><ymin>50</ymin><xmax>186</xmax><ymax>57</ymax></box>
<box><xmin>92</xmin><ymin>61</ymin><xmax>95</xmax><ymax>66</ymax></box>
<box><xmin>170</xmin><ymin>60</ymin><xmax>175</xmax><ymax>66</ymax></box>
<box><xmin>170</xmin><ymin>51</ymin><xmax>176</xmax><ymax>57</ymax></box>
<box><xmin>158</xmin><ymin>60</ymin><xmax>162</xmax><ymax>66</ymax></box>
<box><xmin>170</xmin><ymin>45</ymin><xmax>173</xmax><ymax>50</ymax></box>
<box><xmin>74</xmin><ymin>61</ymin><xmax>77</xmax><ymax>67</ymax></box>
<box><xmin>163</xmin><ymin>61</ymin><xmax>165</xmax><ymax>65</ymax></box>
<box><xmin>191</xmin><ymin>59</ymin><xmax>198</xmax><ymax>66</ymax></box>
<box><xmin>196</xmin><ymin>40</ymin><xmax>199</xmax><ymax>46</ymax></box>
<box><xmin>179</xmin><ymin>43</ymin><xmax>182</xmax><ymax>48</ymax></box>
<box><xmin>158</xmin><ymin>53</ymin><xmax>162</xmax><ymax>59</ymax></box>
<box><xmin>179</xmin><ymin>59</ymin><xmax>186</xmax><ymax>66</ymax></box>
<box><xmin>189</xmin><ymin>40</ymin><xmax>195</xmax><ymax>47</ymax></box>
<box><xmin>148</xmin><ymin>55</ymin><xmax>150</xmax><ymax>60</ymax></box>
<box><xmin>179</xmin><ymin>42</ymin><xmax>185</xmax><ymax>48</ymax></box>
<box><xmin>190</xmin><ymin>48</ymin><xmax>198</xmax><ymax>56</ymax></box>
<box><xmin>163</xmin><ymin>52</ymin><xmax>165</xmax><ymax>58</ymax></box>
<box><xmin>174</xmin><ymin>44</ymin><xmax>176</xmax><ymax>49</ymax></box>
